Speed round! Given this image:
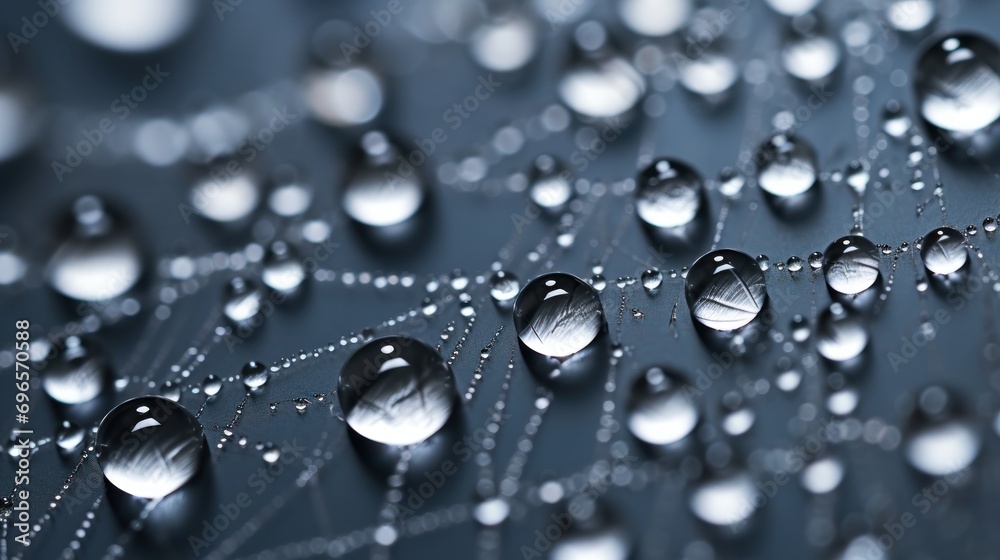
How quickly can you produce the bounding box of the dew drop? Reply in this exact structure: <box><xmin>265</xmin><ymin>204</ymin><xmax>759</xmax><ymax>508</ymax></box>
<box><xmin>489</xmin><ymin>270</ymin><xmax>520</xmax><ymax>306</ymax></box>
<box><xmin>886</xmin><ymin>0</ymin><xmax>936</xmax><ymax>32</ymax></box>
<box><xmin>635</xmin><ymin>158</ymin><xmax>705</xmax><ymax>230</ymax></box>
<box><xmin>781</xmin><ymin>15</ymin><xmax>840</xmax><ymax>83</ymax></box>
<box><xmin>618</xmin><ymin>0</ymin><xmax>691</xmax><ymax>37</ymax></box>
<box><xmin>920</xmin><ymin>227</ymin><xmax>967</xmax><ymax>275</ymax></box>
<box><xmin>904</xmin><ymin>386</ymin><xmax>980</xmax><ymax>476</ymax></box>
<box><xmin>262</xmin><ymin>241</ymin><xmax>306</xmax><ymax>295</ymax></box>
<box><xmin>558</xmin><ymin>21</ymin><xmax>645</xmax><ymax>120</ymax></box>
<box><xmin>689</xmin><ymin>470</ymin><xmax>756</xmax><ymax>527</ymax></box>
<box><xmin>816</xmin><ymin>303</ymin><xmax>868</xmax><ymax>362</ymax></box>
<box><xmin>202</xmin><ymin>375</ymin><xmax>222</xmax><ymax>397</ymax></box>
<box><xmin>800</xmin><ymin>456</ymin><xmax>844</xmax><ymax>494</ymax></box>
<box><xmin>55</xmin><ymin>421</ymin><xmax>86</xmax><ymax>455</ymax></box>
<box><xmin>882</xmin><ymin>99</ymin><xmax>912</xmax><ymax>138</ymax></box>
<box><xmin>96</xmin><ymin>396</ymin><xmax>204</xmax><ymax>498</ymax></box>
<box><xmin>223</xmin><ymin>276</ymin><xmax>265</xmax><ymax>326</ymax></box>
<box><xmin>755</xmin><ymin>132</ymin><xmax>818</xmax><ymax>198</ymax></box>
<box><xmin>513</xmin><ymin>273</ymin><xmax>604</xmax><ymax>358</ymax></box>
<box><xmin>241</xmin><ymin>361</ymin><xmax>270</xmax><ymax>390</ymax></box>
<box><xmin>686</xmin><ymin>250</ymin><xmax>767</xmax><ymax>331</ymax></box>
<box><xmin>823</xmin><ymin>235</ymin><xmax>880</xmax><ymax>295</ymax></box>
<box><xmin>41</xmin><ymin>335</ymin><xmax>112</xmax><ymax>405</ymax></box>
<box><xmin>62</xmin><ymin>0</ymin><xmax>197</xmax><ymax>53</ymax></box>
<box><xmin>640</xmin><ymin>268</ymin><xmax>663</xmax><ymax>294</ymax></box>
<box><xmin>343</xmin><ymin>131</ymin><xmax>426</xmax><ymax>229</ymax></box>
<box><xmin>528</xmin><ymin>155</ymin><xmax>574</xmax><ymax>215</ymax></box>
<box><xmin>338</xmin><ymin>336</ymin><xmax>456</xmax><ymax>446</ymax></box>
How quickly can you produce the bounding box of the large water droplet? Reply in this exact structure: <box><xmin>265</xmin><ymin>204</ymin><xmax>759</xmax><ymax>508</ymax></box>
<box><xmin>816</xmin><ymin>303</ymin><xmax>868</xmax><ymax>362</ymax></box>
<box><xmin>189</xmin><ymin>165</ymin><xmax>261</xmax><ymax>224</ymax></box>
<box><xmin>46</xmin><ymin>196</ymin><xmax>143</xmax><ymax>302</ymax></box>
<box><xmin>765</xmin><ymin>0</ymin><xmax>821</xmax><ymax>17</ymax></box>
<box><xmin>755</xmin><ymin>132</ymin><xmax>819</xmax><ymax>198</ymax></box>
<box><xmin>904</xmin><ymin>386</ymin><xmax>980</xmax><ymax>476</ymax></box>
<box><xmin>513</xmin><ymin>273</ymin><xmax>605</xmax><ymax>358</ymax></box>
<box><xmin>469</xmin><ymin>10</ymin><xmax>538</xmax><ymax>73</ymax></box>
<box><xmin>886</xmin><ymin>0</ymin><xmax>936</xmax><ymax>32</ymax></box>
<box><xmin>823</xmin><ymin>235</ymin><xmax>880</xmax><ymax>295</ymax></box>
<box><xmin>626</xmin><ymin>366</ymin><xmax>699</xmax><ymax>445</ymax></box>
<box><xmin>781</xmin><ymin>15</ymin><xmax>840</xmax><ymax>83</ymax></box>
<box><xmin>550</xmin><ymin>497</ymin><xmax>630</xmax><ymax>560</ymax></box>
<box><xmin>96</xmin><ymin>396</ymin><xmax>205</xmax><ymax>498</ymax></box>
<box><xmin>558</xmin><ymin>21</ymin><xmax>645</xmax><ymax>120</ymax></box>
<box><xmin>42</xmin><ymin>335</ymin><xmax>112</xmax><ymax>405</ymax></box>
<box><xmin>618</xmin><ymin>0</ymin><xmax>691</xmax><ymax>37</ymax></box>
<box><xmin>920</xmin><ymin>226</ymin><xmax>967</xmax><ymax>275</ymax></box>
<box><xmin>686</xmin><ymin>250</ymin><xmax>767</xmax><ymax>331</ymax></box>
<box><xmin>338</xmin><ymin>336</ymin><xmax>456</xmax><ymax>446</ymax></box>
<box><xmin>915</xmin><ymin>33</ymin><xmax>1000</xmax><ymax>154</ymax></box>
<box><xmin>800</xmin><ymin>455</ymin><xmax>844</xmax><ymax>494</ymax></box>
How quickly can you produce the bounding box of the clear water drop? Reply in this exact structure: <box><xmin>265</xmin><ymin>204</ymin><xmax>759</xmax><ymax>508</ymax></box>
<box><xmin>55</xmin><ymin>421</ymin><xmax>86</xmax><ymax>455</ymax></box>
<box><xmin>242</xmin><ymin>361</ymin><xmax>270</xmax><ymax>390</ymax></box>
<box><xmin>717</xmin><ymin>167</ymin><xmax>746</xmax><ymax>198</ymax></box>
<box><xmin>635</xmin><ymin>158</ymin><xmax>705</xmax><ymax>229</ymax></box>
<box><xmin>626</xmin><ymin>366</ymin><xmax>699</xmax><ymax>445</ymax></box>
<box><xmin>781</xmin><ymin>16</ymin><xmax>841</xmax><ymax>83</ymax></box>
<box><xmin>343</xmin><ymin>131</ymin><xmax>426</xmax><ymax>228</ymax></box>
<box><xmin>513</xmin><ymin>273</ymin><xmax>605</xmax><ymax>358</ymax></box>
<box><xmin>202</xmin><ymin>375</ymin><xmax>222</xmax><ymax>397</ymax></box>
<box><xmin>823</xmin><ymin>235</ymin><xmax>880</xmax><ymax>295</ymax></box>
<box><xmin>190</xmin><ymin>166</ymin><xmax>261</xmax><ymax>224</ymax></box>
<box><xmin>915</xmin><ymin>34</ymin><xmax>1000</xmax><ymax>139</ymax></box>
<box><xmin>489</xmin><ymin>270</ymin><xmax>520</xmax><ymax>306</ymax></box>
<box><xmin>96</xmin><ymin>396</ymin><xmax>205</xmax><ymax>498</ymax></box>
<box><xmin>920</xmin><ymin>227</ymin><xmax>967</xmax><ymax>275</ymax></box>
<box><xmin>528</xmin><ymin>155</ymin><xmax>574</xmax><ymax>214</ymax></box>
<box><xmin>223</xmin><ymin>276</ymin><xmax>264</xmax><ymax>326</ymax></box>
<box><xmin>338</xmin><ymin>336</ymin><xmax>456</xmax><ymax>446</ymax></box>
<box><xmin>262</xmin><ymin>241</ymin><xmax>306</xmax><ymax>295</ymax></box>
<box><xmin>558</xmin><ymin>21</ymin><xmax>645</xmax><ymax>120</ymax></box>
<box><xmin>686</xmin><ymin>250</ymin><xmax>768</xmax><ymax>331</ymax></box>
<box><xmin>641</xmin><ymin>268</ymin><xmax>663</xmax><ymax>294</ymax></box>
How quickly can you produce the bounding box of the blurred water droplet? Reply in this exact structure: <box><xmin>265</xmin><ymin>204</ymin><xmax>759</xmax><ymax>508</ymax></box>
<box><xmin>626</xmin><ymin>366</ymin><xmax>698</xmax><ymax>445</ymax></box>
<box><xmin>558</xmin><ymin>21</ymin><xmax>645</xmax><ymax>120</ymax></box>
<box><xmin>800</xmin><ymin>456</ymin><xmax>844</xmax><ymax>494</ymax></box>
<box><xmin>42</xmin><ymin>335</ymin><xmax>112</xmax><ymax>405</ymax></box>
<box><xmin>905</xmin><ymin>386</ymin><xmax>980</xmax><ymax>476</ymax></box>
<box><xmin>63</xmin><ymin>0</ymin><xmax>197</xmax><ymax>52</ymax></box>
<box><xmin>635</xmin><ymin>158</ymin><xmax>705</xmax><ymax>230</ymax></box>
<box><xmin>781</xmin><ymin>15</ymin><xmax>840</xmax><ymax>83</ymax></box>
<box><xmin>262</xmin><ymin>442</ymin><xmax>281</xmax><ymax>464</ymax></box>
<box><xmin>717</xmin><ymin>167</ymin><xmax>746</xmax><ymax>199</ymax></box>
<box><xmin>338</xmin><ymin>336</ymin><xmax>456</xmax><ymax>446</ymax></box>
<box><xmin>242</xmin><ymin>361</ymin><xmax>270</xmax><ymax>390</ymax></box>
<box><xmin>262</xmin><ymin>241</ymin><xmax>306</xmax><ymax>295</ymax></box>
<box><xmin>223</xmin><ymin>276</ymin><xmax>264</xmax><ymax>326</ymax></box>
<box><xmin>882</xmin><ymin>99</ymin><xmax>912</xmax><ymax>138</ymax></box>
<box><xmin>528</xmin><ymin>155</ymin><xmax>574</xmax><ymax>214</ymax></box>
<box><xmin>343</xmin><ymin>131</ymin><xmax>427</xmax><ymax>230</ymax></box>
<box><xmin>550</xmin><ymin>497</ymin><xmax>630</xmax><ymax>560</ymax></box>
<box><xmin>886</xmin><ymin>0</ymin><xmax>936</xmax><ymax>33</ymax></box>
<box><xmin>816</xmin><ymin>303</ymin><xmax>868</xmax><ymax>362</ymax></box>
<box><xmin>689</xmin><ymin>470</ymin><xmax>756</xmax><ymax>527</ymax></box>
<box><xmin>473</xmin><ymin>496</ymin><xmax>511</xmax><ymax>526</ymax></box>
<box><xmin>686</xmin><ymin>250</ymin><xmax>767</xmax><ymax>331</ymax></box>
<box><xmin>96</xmin><ymin>396</ymin><xmax>204</xmax><ymax>498</ymax></box>
<box><xmin>469</xmin><ymin>11</ymin><xmax>538</xmax><ymax>73</ymax></box>
<box><xmin>56</xmin><ymin>421</ymin><xmax>85</xmax><ymax>456</ymax></box>
<box><xmin>756</xmin><ymin>132</ymin><xmax>818</xmax><ymax>198</ymax></box>
<box><xmin>190</xmin><ymin>166</ymin><xmax>261</xmax><ymax>224</ymax></box>
<box><xmin>765</xmin><ymin>0</ymin><xmax>820</xmax><ymax>17</ymax></box>
<box><xmin>618</xmin><ymin>0</ymin><xmax>691</xmax><ymax>37</ymax></box>
<box><xmin>46</xmin><ymin>195</ymin><xmax>143</xmax><ymax>303</ymax></box>
<box><xmin>489</xmin><ymin>270</ymin><xmax>520</xmax><ymax>307</ymax></box>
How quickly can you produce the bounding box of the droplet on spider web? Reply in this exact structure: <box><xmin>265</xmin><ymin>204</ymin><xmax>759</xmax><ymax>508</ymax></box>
<box><xmin>96</xmin><ymin>396</ymin><xmax>205</xmax><ymax>499</ymax></box>
<box><xmin>617</xmin><ymin>0</ymin><xmax>691</xmax><ymax>38</ymax></box>
<box><xmin>62</xmin><ymin>0</ymin><xmax>198</xmax><ymax>53</ymax></box>
<box><xmin>558</xmin><ymin>21</ymin><xmax>645</xmax><ymax>121</ymax></box>
<box><xmin>688</xmin><ymin>469</ymin><xmax>757</xmax><ymax>528</ymax></box>
<box><xmin>685</xmin><ymin>250</ymin><xmax>767</xmax><ymax>331</ymax></box>
<box><xmin>468</xmin><ymin>9</ymin><xmax>539</xmax><ymax>73</ymax></box>
<box><xmin>303</xmin><ymin>21</ymin><xmax>384</xmax><ymax>128</ymax></box>
<box><xmin>816</xmin><ymin>303</ymin><xmax>868</xmax><ymax>362</ymax></box>
<box><xmin>262</xmin><ymin>241</ymin><xmax>306</xmax><ymax>295</ymax></box>
<box><xmin>920</xmin><ymin>227</ymin><xmax>968</xmax><ymax>275</ymax></box>
<box><xmin>626</xmin><ymin>366</ymin><xmax>699</xmax><ymax>445</ymax></box>
<box><xmin>223</xmin><ymin>275</ymin><xmax>265</xmax><ymax>326</ymax></box>
<box><xmin>755</xmin><ymin>132</ymin><xmax>819</xmax><ymax>199</ymax></box>
<box><xmin>528</xmin><ymin>155</ymin><xmax>574</xmax><ymax>215</ymax></box>
<box><xmin>635</xmin><ymin>158</ymin><xmax>706</xmax><ymax>232</ymax></box>
<box><xmin>764</xmin><ymin>0</ymin><xmax>820</xmax><ymax>17</ymax></box>
<box><xmin>189</xmin><ymin>164</ymin><xmax>261</xmax><ymax>224</ymax></box>
<box><xmin>640</xmin><ymin>268</ymin><xmax>663</xmax><ymax>294</ymax></box>
<box><xmin>513</xmin><ymin>273</ymin><xmax>604</xmax><ymax>358</ymax></box>
<box><xmin>489</xmin><ymin>270</ymin><xmax>520</xmax><ymax>307</ymax></box>
<box><xmin>886</xmin><ymin>0</ymin><xmax>936</xmax><ymax>32</ymax></box>
<box><xmin>780</xmin><ymin>14</ymin><xmax>841</xmax><ymax>84</ymax></box>
<box><xmin>55</xmin><ymin>421</ymin><xmax>86</xmax><ymax>456</ymax></box>
<box><xmin>241</xmin><ymin>361</ymin><xmax>270</xmax><ymax>390</ymax></box>
<box><xmin>549</xmin><ymin>496</ymin><xmax>630</xmax><ymax>560</ymax></box>
<box><xmin>823</xmin><ymin>235</ymin><xmax>880</xmax><ymax>295</ymax></box>
<box><xmin>338</xmin><ymin>336</ymin><xmax>457</xmax><ymax>446</ymax></box>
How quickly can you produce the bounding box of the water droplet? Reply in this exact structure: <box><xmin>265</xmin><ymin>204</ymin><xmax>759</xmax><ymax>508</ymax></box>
<box><xmin>63</xmin><ymin>0</ymin><xmax>197</xmax><ymax>53</ymax></box>
<box><xmin>786</xmin><ymin>256</ymin><xmax>803</xmax><ymax>272</ymax></box>
<box><xmin>816</xmin><ymin>303</ymin><xmax>868</xmax><ymax>362</ymax></box>
<box><xmin>558</xmin><ymin>21</ymin><xmax>645</xmax><ymax>120</ymax></box>
<box><xmin>590</xmin><ymin>274</ymin><xmax>608</xmax><ymax>291</ymax></box>
<box><xmin>823</xmin><ymin>235</ymin><xmax>880</xmax><ymax>295</ymax></box>
<box><xmin>96</xmin><ymin>396</ymin><xmax>205</xmax><ymax>498</ymax></box>
<box><xmin>720</xmin><ymin>393</ymin><xmax>755</xmax><ymax>436</ymax></box>
<box><xmin>800</xmin><ymin>456</ymin><xmax>844</xmax><ymax>494</ymax></box>
<box><xmin>886</xmin><ymin>0</ymin><xmax>936</xmax><ymax>33</ymax></box>
<box><xmin>469</xmin><ymin>11</ymin><xmax>538</xmax><ymax>73</ymax></box>
<box><xmin>55</xmin><ymin>421</ymin><xmax>86</xmax><ymax>455</ymax></box>
<box><xmin>920</xmin><ymin>227</ymin><xmax>967</xmax><ymax>275</ymax></box>
<box><xmin>677</xmin><ymin>43</ymin><xmax>739</xmax><ymax>102</ymax></box>
<box><xmin>844</xmin><ymin>161</ymin><xmax>869</xmax><ymax>196</ymax></box>
<box><xmin>489</xmin><ymin>270</ymin><xmax>520</xmax><ymax>306</ymax></box>
<box><xmin>882</xmin><ymin>99</ymin><xmax>912</xmax><ymax>138</ymax></box>
<box><xmin>343</xmin><ymin>131</ymin><xmax>426</xmax><ymax>229</ymax></box>
<box><xmin>765</xmin><ymin>0</ymin><xmax>820</xmax><ymax>17</ymax></box>
<box><xmin>190</xmin><ymin>165</ymin><xmax>261</xmax><ymax>224</ymax></box>
<box><xmin>513</xmin><ymin>273</ymin><xmax>605</xmax><ymax>357</ymax></box>
<box><xmin>338</xmin><ymin>336</ymin><xmax>456</xmax><ymax>446</ymax></box>
<box><xmin>915</xmin><ymin>34</ymin><xmax>1000</xmax><ymax>151</ymax></box>
<box><xmin>473</xmin><ymin>496</ymin><xmax>511</xmax><ymax>526</ymax></box>
<box><xmin>223</xmin><ymin>276</ymin><xmax>264</xmax><ymax>326</ymax></box>
<box><xmin>160</xmin><ymin>380</ymin><xmax>180</xmax><ymax>402</ymax></box>
<box><xmin>790</xmin><ymin>314</ymin><xmax>811</xmax><ymax>342</ymax></box>
<box><xmin>262</xmin><ymin>442</ymin><xmax>281</xmax><ymax>464</ymax></box>
<box><xmin>618</xmin><ymin>0</ymin><xmax>691</xmax><ymax>37</ymax></box>
<box><xmin>262</xmin><ymin>241</ymin><xmax>306</xmax><ymax>295</ymax></box>
<box><xmin>755</xmin><ymin>132</ymin><xmax>818</xmax><ymax>198</ymax></box>
<box><xmin>689</xmin><ymin>470</ymin><xmax>756</xmax><ymax>527</ymax></box>
<box><xmin>686</xmin><ymin>250</ymin><xmax>768</xmax><ymax>331</ymax></box>
<box><xmin>635</xmin><ymin>158</ymin><xmax>705</xmax><ymax>230</ymax></box>
<box><xmin>46</xmin><ymin>195</ymin><xmax>143</xmax><ymax>302</ymax></box>
<box><xmin>626</xmin><ymin>367</ymin><xmax>698</xmax><ymax>445</ymax></box>
<box><xmin>984</xmin><ymin>216</ymin><xmax>997</xmax><ymax>232</ymax></box>
<box><xmin>641</xmin><ymin>268</ymin><xmax>663</xmax><ymax>294</ymax></box>
<box><xmin>904</xmin><ymin>386</ymin><xmax>980</xmax><ymax>476</ymax></box>
<box><xmin>781</xmin><ymin>15</ymin><xmax>841</xmax><ymax>83</ymax></box>
<box><xmin>756</xmin><ymin>254</ymin><xmax>770</xmax><ymax>271</ymax></box>
<box><xmin>528</xmin><ymin>155</ymin><xmax>573</xmax><ymax>214</ymax></box>
<box><xmin>42</xmin><ymin>335</ymin><xmax>112</xmax><ymax>405</ymax></box>
<box><xmin>807</xmin><ymin>252</ymin><xmax>824</xmax><ymax>270</ymax></box>
<box><xmin>304</xmin><ymin>21</ymin><xmax>384</xmax><ymax>127</ymax></box>
<box><xmin>267</xmin><ymin>165</ymin><xmax>313</xmax><ymax>217</ymax></box>
<box><xmin>242</xmin><ymin>361</ymin><xmax>269</xmax><ymax>390</ymax></box>
<box><xmin>717</xmin><ymin>167</ymin><xmax>746</xmax><ymax>198</ymax></box>
<box><xmin>549</xmin><ymin>497</ymin><xmax>630</xmax><ymax>560</ymax></box>
<box><xmin>202</xmin><ymin>375</ymin><xmax>222</xmax><ymax>397</ymax></box>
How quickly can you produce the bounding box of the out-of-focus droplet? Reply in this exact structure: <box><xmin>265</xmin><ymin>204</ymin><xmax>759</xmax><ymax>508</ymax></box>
<box><xmin>882</xmin><ymin>99</ymin><xmax>912</xmax><ymax>138</ymax></box>
<box><xmin>558</xmin><ymin>21</ymin><xmax>645</xmax><ymax>121</ymax></box>
<box><xmin>338</xmin><ymin>336</ymin><xmax>456</xmax><ymax>446</ymax></box>
<box><xmin>823</xmin><ymin>235</ymin><xmax>880</xmax><ymax>295</ymax></box>
<box><xmin>489</xmin><ymin>270</ymin><xmax>520</xmax><ymax>307</ymax></box>
<box><xmin>96</xmin><ymin>396</ymin><xmax>205</xmax><ymax>498</ymax></box>
<box><xmin>686</xmin><ymin>250</ymin><xmax>767</xmax><ymax>331</ymax></box>
<box><xmin>618</xmin><ymin>0</ymin><xmax>691</xmax><ymax>38</ymax></box>
<box><xmin>550</xmin><ymin>497</ymin><xmax>630</xmax><ymax>560</ymax></box>
<box><xmin>46</xmin><ymin>196</ymin><xmax>144</xmax><ymax>303</ymax></box>
<box><xmin>63</xmin><ymin>0</ymin><xmax>197</xmax><ymax>52</ymax></box>
<box><xmin>781</xmin><ymin>15</ymin><xmax>840</xmax><ymax>83</ymax></box>
<box><xmin>189</xmin><ymin>165</ymin><xmax>261</xmax><ymax>224</ymax></box>
<box><xmin>528</xmin><ymin>155</ymin><xmax>574</xmax><ymax>215</ymax></box>
<box><xmin>755</xmin><ymin>132</ymin><xmax>818</xmax><ymax>198</ymax></box>
<box><xmin>56</xmin><ymin>421</ymin><xmax>86</xmax><ymax>456</ymax></box>
<box><xmin>304</xmin><ymin>21</ymin><xmax>384</xmax><ymax>128</ymax></box>
<box><xmin>223</xmin><ymin>276</ymin><xmax>264</xmax><ymax>326</ymax></box>
<box><xmin>717</xmin><ymin>167</ymin><xmax>746</xmax><ymax>199</ymax></box>
<box><xmin>242</xmin><ymin>360</ymin><xmax>269</xmax><ymax>390</ymax></box>
<box><xmin>904</xmin><ymin>385</ymin><xmax>980</xmax><ymax>476</ymax></box>
<box><xmin>816</xmin><ymin>303</ymin><xmax>868</xmax><ymax>362</ymax></box>
<box><xmin>343</xmin><ymin>131</ymin><xmax>427</xmax><ymax>230</ymax></box>
<box><xmin>765</xmin><ymin>0</ymin><xmax>821</xmax><ymax>17</ymax></box>
<box><xmin>689</xmin><ymin>470</ymin><xmax>756</xmax><ymax>528</ymax></box>
<box><xmin>800</xmin><ymin>455</ymin><xmax>844</xmax><ymax>494</ymax></box>
<box><xmin>469</xmin><ymin>11</ymin><xmax>538</xmax><ymax>73</ymax></box>
<box><xmin>262</xmin><ymin>241</ymin><xmax>306</xmax><ymax>295</ymax></box>
<box><xmin>268</xmin><ymin>165</ymin><xmax>313</xmax><ymax>218</ymax></box>
<box><xmin>42</xmin><ymin>335</ymin><xmax>112</xmax><ymax>405</ymax></box>
<box><xmin>627</xmin><ymin>366</ymin><xmax>699</xmax><ymax>445</ymax></box>
<box><xmin>886</xmin><ymin>0</ymin><xmax>936</xmax><ymax>33</ymax></box>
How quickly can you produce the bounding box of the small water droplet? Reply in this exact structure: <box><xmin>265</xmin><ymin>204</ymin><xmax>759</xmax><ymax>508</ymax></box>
<box><xmin>223</xmin><ymin>276</ymin><xmax>265</xmax><ymax>326</ymax></box>
<box><xmin>641</xmin><ymin>268</ymin><xmax>663</xmax><ymax>294</ymax></box>
<box><xmin>756</xmin><ymin>132</ymin><xmax>818</xmax><ymax>198</ymax></box>
<box><xmin>202</xmin><ymin>375</ymin><xmax>222</xmax><ymax>397</ymax></box>
<box><xmin>635</xmin><ymin>158</ymin><xmax>705</xmax><ymax>231</ymax></box>
<box><xmin>262</xmin><ymin>241</ymin><xmax>306</xmax><ymax>295</ymax></box>
<box><xmin>920</xmin><ymin>227</ymin><xmax>968</xmax><ymax>275</ymax></box>
<box><xmin>42</xmin><ymin>335</ymin><xmax>112</xmax><ymax>405</ymax></box>
<box><xmin>242</xmin><ymin>361</ymin><xmax>269</xmax><ymax>390</ymax></box>
<box><xmin>558</xmin><ymin>21</ymin><xmax>645</xmax><ymax>120</ymax></box>
<box><xmin>489</xmin><ymin>270</ymin><xmax>520</xmax><ymax>306</ymax></box>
